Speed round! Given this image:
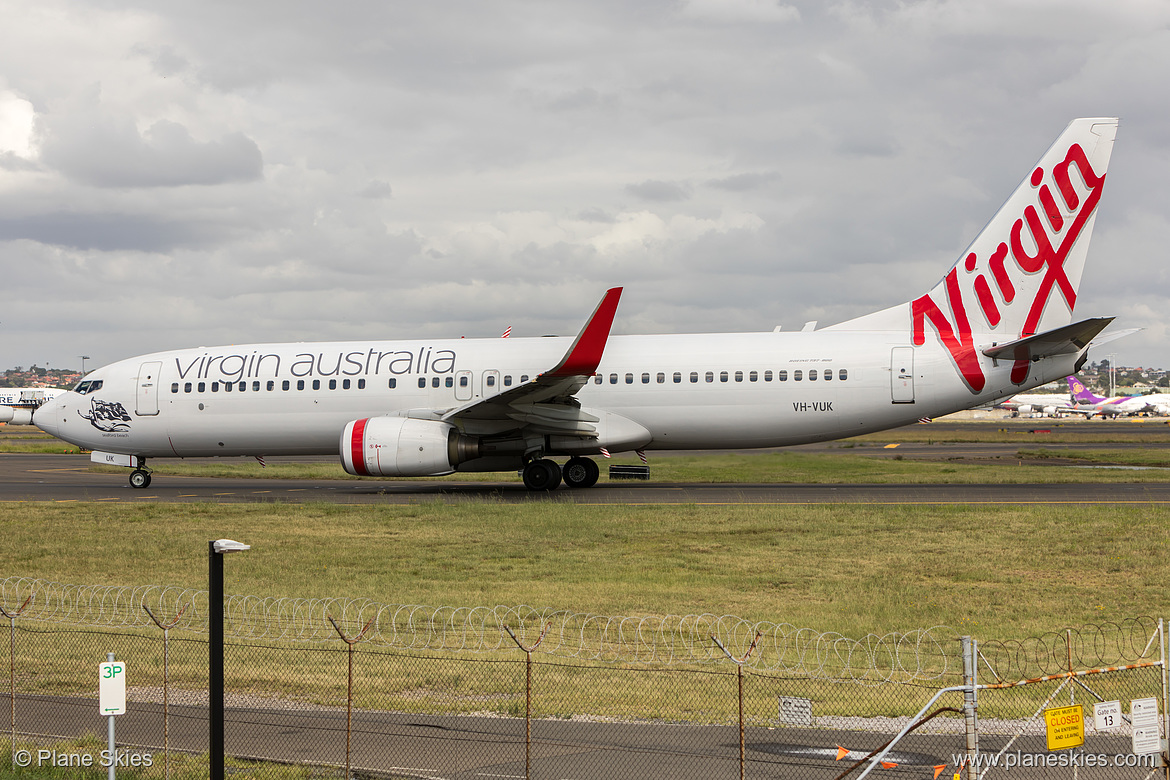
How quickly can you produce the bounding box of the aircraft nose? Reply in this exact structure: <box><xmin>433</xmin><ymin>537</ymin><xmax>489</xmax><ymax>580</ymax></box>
<box><xmin>33</xmin><ymin>395</ymin><xmax>64</xmax><ymax>438</ymax></box>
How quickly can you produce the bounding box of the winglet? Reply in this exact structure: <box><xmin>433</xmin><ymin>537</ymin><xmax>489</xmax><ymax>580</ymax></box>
<box><xmin>547</xmin><ymin>287</ymin><xmax>623</xmax><ymax>377</ymax></box>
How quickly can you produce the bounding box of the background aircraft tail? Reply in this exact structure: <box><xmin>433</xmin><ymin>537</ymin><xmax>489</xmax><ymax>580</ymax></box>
<box><xmin>1067</xmin><ymin>376</ymin><xmax>1103</xmax><ymax>404</ymax></box>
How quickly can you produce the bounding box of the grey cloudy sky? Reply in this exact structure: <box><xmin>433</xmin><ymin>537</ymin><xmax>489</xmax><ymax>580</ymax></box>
<box><xmin>2</xmin><ymin>0</ymin><xmax>1169</xmax><ymax>373</ymax></box>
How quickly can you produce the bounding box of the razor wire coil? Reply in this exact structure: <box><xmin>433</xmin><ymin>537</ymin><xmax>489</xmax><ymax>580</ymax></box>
<box><xmin>976</xmin><ymin>617</ymin><xmax>1160</xmax><ymax>682</ymax></box>
<box><xmin>0</xmin><ymin>577</ymin><xmax>1156</xmax><ymax>683</ymax></box>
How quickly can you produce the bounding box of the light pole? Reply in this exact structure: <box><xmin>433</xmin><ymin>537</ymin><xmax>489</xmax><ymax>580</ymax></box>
<box><xmin>209</xmin><ymin>539</ymin><xmax>249</xmax><ymax>780</ymax></box>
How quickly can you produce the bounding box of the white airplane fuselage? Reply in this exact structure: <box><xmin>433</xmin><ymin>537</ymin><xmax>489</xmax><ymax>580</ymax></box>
<box><xmin>36</xmin><ymin>329</ymin><xmax>1079</xmax><ymax>460</ymax></box>
<box><xmin>32</xmin><ymin>117</ymin><xmax>1121</xmax><ymax>489</ymax></box>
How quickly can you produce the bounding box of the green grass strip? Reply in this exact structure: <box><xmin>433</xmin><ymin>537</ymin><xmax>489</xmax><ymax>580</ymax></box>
<box><xmin>2</xmin><ymin>502</ymin><xmax>1165</xmax><ymax>641</ymax></box>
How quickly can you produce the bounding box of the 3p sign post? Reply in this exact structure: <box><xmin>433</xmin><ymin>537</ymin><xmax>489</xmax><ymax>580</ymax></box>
<box><xmin>99</xmin><ymin>653</ymin><xmax>126</xmax><ymax>780</ymax></box>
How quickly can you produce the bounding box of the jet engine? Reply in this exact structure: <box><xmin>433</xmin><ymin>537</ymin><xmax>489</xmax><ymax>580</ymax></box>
<box><xmin>0</xmin><ymin>406</ymin><xmax>34</xmax><ymax>425</ymax></box>
<box><xmin>340</xmin><ymin>417</ymin><xmax>481</xmax><ymax>477</ymax></box>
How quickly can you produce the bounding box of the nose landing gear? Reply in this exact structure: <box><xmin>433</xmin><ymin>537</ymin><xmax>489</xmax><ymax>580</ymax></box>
<box><xmin>91</xmin><ymin>451</ymin><xmax>154</xmax><ymax>489</ymax></box>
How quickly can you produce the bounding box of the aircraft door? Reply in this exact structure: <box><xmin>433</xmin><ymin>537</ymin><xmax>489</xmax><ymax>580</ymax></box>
<box><xmin>890</xmin><ymin>347</ymin><xmax>915</xmax><ymax>404</ymax></box>
<box><xmin>136</xmin><ymin>361</ymin><xmax>163</xmax><ymax>416</ymax></box>
<box><xmin>455</xmin><ymin>370</ymin><xmax>473</xmax><ymax>402</ymax></box>
<box><xmin>482</xmin><ymin>370</ymin><xmax>500</xmax><ymax>398</ymax></box>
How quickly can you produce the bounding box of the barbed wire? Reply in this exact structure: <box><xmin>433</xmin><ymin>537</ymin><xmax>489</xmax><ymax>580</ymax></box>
<box><xmin>976</xmin><ymin>617</ymin><xmax>1161</xmax><ymax>682</ymax></box>
<box><xmin>0</xmin><ymin>577</ymin><xmax>204</xmax><ymax>630</ymax></box>
<box><xmin>1</xmin><ymin>578</ymin><xmax>1158</xmax><ymax>682</ymax></box>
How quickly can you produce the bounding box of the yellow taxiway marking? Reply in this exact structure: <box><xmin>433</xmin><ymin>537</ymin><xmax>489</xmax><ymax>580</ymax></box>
<box><xmin>883</xmin><ymin>444</ymin><xmax>900</xmax><ymax>449</ymax></box>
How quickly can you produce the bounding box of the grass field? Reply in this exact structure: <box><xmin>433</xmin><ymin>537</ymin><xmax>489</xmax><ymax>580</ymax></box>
<box><xmin>2</xmin><ymin>420</ymin><xmax>1169</xmax><ymax>641</ymax></box>
<box><xmin>2</xmin><ymin>500</ymin><xmax>1165</xmax><ymax>641</ymax></box>
<box><xmin>2</xmin><ymin>422</ymin><xmax>1167</xmax><ymax>737</ymax></box>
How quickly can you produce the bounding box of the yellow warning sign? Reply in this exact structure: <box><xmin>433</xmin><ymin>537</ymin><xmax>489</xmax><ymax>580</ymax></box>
<box><xmin>1044</xmin><ymin>705</ymin><xmax>1084</xmax><ymax>751</ymax></box>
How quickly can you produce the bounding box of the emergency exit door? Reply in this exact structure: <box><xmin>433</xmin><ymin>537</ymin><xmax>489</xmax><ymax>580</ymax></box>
<box><xmin>890</xmin><ymin>347</ymin><xmax>915</xmax><ymax>403</ymax></box>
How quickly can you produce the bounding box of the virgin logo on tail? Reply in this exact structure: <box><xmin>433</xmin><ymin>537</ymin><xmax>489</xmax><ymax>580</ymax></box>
<box><xmin>911</xmin><ymin>142</ymin><xmax>1106</xmax><ymax>393</ymax></box>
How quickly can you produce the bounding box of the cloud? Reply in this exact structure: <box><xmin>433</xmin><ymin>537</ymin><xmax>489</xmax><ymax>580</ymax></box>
<box><xmin>358</xmin><ymin>180</ymin><xmax>392</xmax><ymax>199</ymax></box>
<box><xmin>0</xmin><ymin>1</ymin><xmax>1166</xmax><ymax>372</ymax></box>
<box><xmin>41</xmin><ymin>114</ymin><xmax>263</xmax><ymax>188</ymax></box>
<box><xmin>0</xmin><ymin>151</ymin><xmax>39</xmax><ymax>172</ymax></box>
<box><xmin>680</xmin><ymin>0</ymin><xmax>800</xmax><ymax>24</ymax></box>
<box><xmin>0</xmin><ymin>211</ymin><xmax>235</xmax><ymax>252</ymax></box>
<box><xmin>0</xmin><ymin>90</ymin><xmax>35</xmax><ymax>157</ymax></box>
<box><xmin>625</xmin><ymin>180</ymin><xmax>692</xmax><ymax>203</ymax></box>
<box><xmin>707</xmin><ymin>172</ymin><xmax>781</xmax><ymax>192</ymax></box>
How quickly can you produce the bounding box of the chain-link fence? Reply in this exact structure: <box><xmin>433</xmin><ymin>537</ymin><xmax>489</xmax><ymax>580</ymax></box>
<box><xmin>2</xmin><ymin>578</ymin><xmax>1166</xmax><ymax>779</ymax></box>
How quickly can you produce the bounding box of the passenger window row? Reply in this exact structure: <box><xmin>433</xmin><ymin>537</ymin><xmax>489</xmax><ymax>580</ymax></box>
<box><xmin>170</xmin><ymin>369</ymin><xmax>848</xmax><ymax>395</ymax></box>
<box><xmin>414</xmin><ymin>374</ymin><xmax>530</xmax><ymax>389</ymax></box>
<box><xmin>173</xmin><ymin>378</ymin><xmax>369</xmax><ymax>393</ymax></box>
<box><xmin>170</xmin><ymin>374</ymin><xmax>537</xmax><ymax>394</ymax></box>
<box><xmin>592</xmin><ymin>368</ymin><xmax>849</xmax><ymax>384</ymax></box>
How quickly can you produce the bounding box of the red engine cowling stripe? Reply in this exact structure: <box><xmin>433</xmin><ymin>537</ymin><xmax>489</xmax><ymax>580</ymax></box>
<box><xmin>349</xmin><ymin>418</ymin><xmax>370</xmax><ymax>476</ymax></box>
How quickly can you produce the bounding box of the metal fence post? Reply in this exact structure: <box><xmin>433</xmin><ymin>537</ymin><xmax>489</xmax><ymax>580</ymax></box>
<box><xmin>505</xmin><ymin>623</ymin><xmax>550</xmax><ymax>780</ymax></box>
<box><xmin>328</xmin><ymin>614</ymin><xmax>375</xmax><ymax>780</ymax></box>
<box><xmin>962</xmin><ymin>636</ymin><xmax>979</xmax><ymax>780</ymax></box>
<box><xmin>1161</xmin><ymin>618</ymin><xmax>1169</xmax><ymax>780</ymax></box>
<box><xmin>713</xmin><ymin>631</ymin><xmax>762</xmax><ymax>780</ymax></box>
<box><xmin>143</xmin><ymin>603</ymin><xmax>188</xmax><ymax>780</ymax></box>
<box><xmin>1</xmin><ymin>593</ymin><xmax>32</xmax><ymax>768</ymax></box>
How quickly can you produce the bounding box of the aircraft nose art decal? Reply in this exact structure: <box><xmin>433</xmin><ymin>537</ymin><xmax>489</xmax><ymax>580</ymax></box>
<box><xmin>80</xmin><ymin>399</ymin><xmax>133</xmax><ymax>433</ymax></box>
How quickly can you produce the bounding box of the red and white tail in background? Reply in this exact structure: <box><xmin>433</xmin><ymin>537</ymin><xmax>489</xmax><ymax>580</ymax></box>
<box><xmin>828</xmin><ymin>118</ymin><xmax>1118</xmax><ymax>393</ymax></box>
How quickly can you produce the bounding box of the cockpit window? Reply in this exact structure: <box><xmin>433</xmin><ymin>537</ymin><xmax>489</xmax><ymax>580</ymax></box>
<box><xmin>73</xmin><ymin>380</ymin><xmax>104</xmax><ymax>395</ymax></box>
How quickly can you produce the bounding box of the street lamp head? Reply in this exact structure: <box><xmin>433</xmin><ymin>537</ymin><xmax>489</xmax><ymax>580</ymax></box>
<box><xmin>212</xmin><ymin>539</ymin><xmax>251</xmax><ymax>554</ymax></box>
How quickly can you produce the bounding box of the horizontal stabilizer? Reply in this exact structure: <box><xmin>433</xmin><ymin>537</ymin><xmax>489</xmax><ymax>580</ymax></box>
<box><xmin>981</xmin><ymin>317</ymin><xmax>1113</xmax><ymax>363</ymax></box>
<box><xmin>1087</xmin><ymin>327</ymin><xmax>1142</xmax><ymax>348</ymax></box>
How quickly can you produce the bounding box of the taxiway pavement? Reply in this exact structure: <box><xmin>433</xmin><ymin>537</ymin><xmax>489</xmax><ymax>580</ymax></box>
<box><xmin>2</xmin><ymin>452</ymin><xmax>1168</xmax><ymax>504</ymax></box>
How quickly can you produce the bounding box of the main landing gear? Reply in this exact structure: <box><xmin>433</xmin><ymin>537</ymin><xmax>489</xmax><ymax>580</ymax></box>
<box><xmin>562</xmin><ymin>456</ymin><xmax>600</xmax><ymax>489</ymax></box>
<box><xmin>521</xmin><ymin>456</ymin><xmax>600</xmax><ymax>491</ymax></box>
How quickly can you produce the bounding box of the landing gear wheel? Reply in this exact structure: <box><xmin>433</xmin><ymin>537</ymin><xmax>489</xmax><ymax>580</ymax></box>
<box><xmin>562</xmin><ymin>456</ymin><xmax>599</xmax><ymax>489</ymax></box>
<box><xmin>522</xmin><ymin>459</ymin><xmax>562</xmax><ymax>491</ymax></box>
<box><xmin>129</xmin><ymin>469</ymin><xmax>152</xmax><ymax>489</ymax></box>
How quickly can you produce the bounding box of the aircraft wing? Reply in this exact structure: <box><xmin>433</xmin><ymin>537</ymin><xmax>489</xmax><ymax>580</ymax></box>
<box><xmin>1056</xmin><ymin>406</ymin><xmax>1099</xmax><ymax>418</ymax></box>
<box><xmin>981</xmin><ymin>317</ymin><xmax>1114</xmax><ymax>363</ymax></box>
<box><xmin>440</xmin><ymin>288</ymin><xmax>622</xmax><ymax>437</ymax></box>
